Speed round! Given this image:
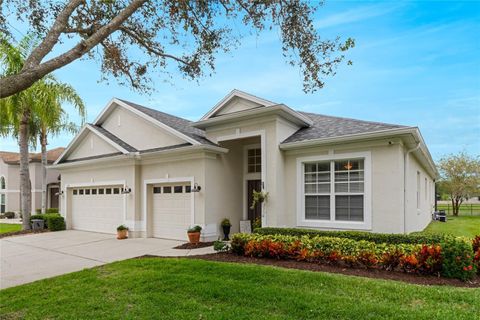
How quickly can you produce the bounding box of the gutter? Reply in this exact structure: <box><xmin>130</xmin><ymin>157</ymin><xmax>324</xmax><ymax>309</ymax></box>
<box><xmin>403</xmin><ymin>141</ymin><xmax>421</xmax><ymax>233</ymax></box>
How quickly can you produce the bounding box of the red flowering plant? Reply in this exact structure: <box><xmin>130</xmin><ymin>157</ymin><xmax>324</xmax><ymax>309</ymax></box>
<box><xmin>379</xmin><ymin>247</ymin><xmax>405</xmax><ymax>271</ymax></box>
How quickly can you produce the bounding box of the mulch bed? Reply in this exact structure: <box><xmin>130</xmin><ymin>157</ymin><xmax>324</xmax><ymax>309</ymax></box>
<box><xmin>0</xmin><ymin>229</ymin><xmax>49</xmax><ymax>239</ymax></box>
<box><xmin>179</xmin><ymin>252</ymin><xmax>479</xmax><ymax>288</ymax></box>
<box><xmin>173</xmin><ymin>242</ymin><xmax>214</xmax><ymax>250</ymax></box>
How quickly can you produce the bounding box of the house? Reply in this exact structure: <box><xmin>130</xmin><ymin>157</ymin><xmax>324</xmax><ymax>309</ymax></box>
<box><xmin>52</xmin><ymin>90</ymin><xmax>437</xmax><ymax>240</ymax></box>
<box><xmin>0</xmin><ymin>148</ymin><xmax>64</xmax><ymax>215</ymax></box>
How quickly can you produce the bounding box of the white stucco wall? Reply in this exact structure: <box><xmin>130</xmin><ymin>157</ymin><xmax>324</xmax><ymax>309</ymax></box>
<box><xmin>67</xmin><ymin>131</ymin><xmax>118</xmax><ymax>160</ymax></box>
<box><xmin>101</xmin><ymin>106</ymin><xmax>186</xmax><ymax>150</ymax></box>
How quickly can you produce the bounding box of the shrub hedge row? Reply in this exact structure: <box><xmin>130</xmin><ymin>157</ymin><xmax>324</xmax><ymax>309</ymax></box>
<box><xmin>254</xmin><ymin>227</ymin><xmax>445</xmax><ymax>245</ymax></box>
<box><xmin>30</xmin><ymin>213</ymin><xmax>66</xmax><ymax>231</ymax></box>
<box><xmin>231</xmin><ymin>233</ymin><xmax>478</xmax><ymax>280</ymax></box>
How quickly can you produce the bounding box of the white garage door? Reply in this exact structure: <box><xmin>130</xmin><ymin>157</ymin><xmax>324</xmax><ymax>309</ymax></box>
<box><xmin>151</xmin><ymin>184</ymin><xmax>192</xmax><ymax>240</ymax></box>
<box><xmin>71</xmin><ymin>186</ymin><xmax>124</xmax><ymax>234</ymax></box>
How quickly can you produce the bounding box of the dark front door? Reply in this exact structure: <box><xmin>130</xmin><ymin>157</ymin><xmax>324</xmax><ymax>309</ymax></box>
<box><xmin>247</xmin><ymin>180</ymin><xmax>262</xmax><ymax>221</ymax></box>
<box><xmin>50</xmin><ymin>187</ymin><xmax>59</xmax><ymax>209</ymax></box>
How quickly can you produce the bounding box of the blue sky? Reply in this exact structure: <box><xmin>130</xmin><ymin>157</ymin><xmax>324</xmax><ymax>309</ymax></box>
<box><xmin>1</xmin><ymin>1</ymin><xmax>479</xmax><ymax>161</ymax></box>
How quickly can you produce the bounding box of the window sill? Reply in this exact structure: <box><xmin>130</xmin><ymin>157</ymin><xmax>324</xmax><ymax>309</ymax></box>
<box><xmin>297</xmin><ymin>219</ymin><xmax>372</xmax><ymax>230</ymax></box>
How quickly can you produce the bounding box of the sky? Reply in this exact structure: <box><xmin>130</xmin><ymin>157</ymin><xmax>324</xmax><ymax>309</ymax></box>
<box><xmin>1</xmin><ymin>1</ymin><xmax>479</xmax><ymax>162</ymax></box>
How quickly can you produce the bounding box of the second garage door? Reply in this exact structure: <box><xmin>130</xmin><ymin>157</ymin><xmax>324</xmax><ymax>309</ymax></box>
<box><xmin>151</xmin><ymin>184</ymin><xmax>192</xmax><ymax>240</ymax></box>
<box><xmin>71</xmin><ymin>186</ymin><xmax>124</xmax><ymax>234</ymax></box>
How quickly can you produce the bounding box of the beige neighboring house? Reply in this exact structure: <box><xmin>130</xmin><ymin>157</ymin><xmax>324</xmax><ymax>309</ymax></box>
<box><xmin>52</xmin><ymin>90</ymin><xmax>438</xmax><ymax>241</ymax></box>
<box><xmin>0</xmin><ymin>148</ymin><xmax>64</xmax><ymax>215</ymax></box>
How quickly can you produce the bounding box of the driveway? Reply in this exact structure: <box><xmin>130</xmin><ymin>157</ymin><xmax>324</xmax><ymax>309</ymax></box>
<box><xmin>0</xmin><ymin>230</ymin><xmax>214</xmax><ymax>289</ymax></box>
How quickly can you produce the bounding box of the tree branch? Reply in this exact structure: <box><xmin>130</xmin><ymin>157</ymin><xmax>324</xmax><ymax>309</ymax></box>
<box><xmin>22</xmin><ymin>0</ymin><xmax>84</xmax><ymax>69</ymax></box>
<box><xmin>0</xmin><ymin>0</ymin><xmax>147</xmax><ymax>98</ymax></box>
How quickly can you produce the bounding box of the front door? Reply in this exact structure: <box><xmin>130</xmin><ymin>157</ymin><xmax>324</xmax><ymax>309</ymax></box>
<box><xmin>247</xmin><ymin>180</ymin><xmax>262</xmax><ymax>221</ymax></box>
<box><xmin>50</xmin><ymin>187</ymin><xmax>59</xmax><ymax>209</ymax></box>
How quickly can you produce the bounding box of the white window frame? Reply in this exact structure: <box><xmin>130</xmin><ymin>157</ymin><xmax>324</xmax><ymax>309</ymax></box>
<box><xmin>296</xmin><ymin>151</ymin><xmax>372</xmax><ymax>230</ymax></box>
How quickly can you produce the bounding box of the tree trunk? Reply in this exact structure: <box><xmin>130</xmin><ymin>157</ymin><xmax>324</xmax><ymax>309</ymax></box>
<box><xmin>41</xmin><ymin>129</ymin><xmax>48</xmax><ymax>214</ymax></box>
<box><xmin>19</xmin><ymin>109</ymin><xmax>32</xmax><ymax>230</ymax></box>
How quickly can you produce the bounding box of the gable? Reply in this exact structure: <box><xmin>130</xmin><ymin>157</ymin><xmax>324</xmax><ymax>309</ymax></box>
<box><xmin>200</xmin><ymin>89</ymin><xmax>277</xmax><ymax>121</ymax></box>
<box><xmin>101</xmin><ymin>106</ymin><xmax>186</xmax><ymax>150</ymax></box>
<box><xmin>66</xmin><ymin>131</ymin><xmax>119</xmax><ymax>161</ymax></box>
<box><xmin>215</xmin><ymin>96</ymin><xmax>264</xmax><ymax>117</ymax></box>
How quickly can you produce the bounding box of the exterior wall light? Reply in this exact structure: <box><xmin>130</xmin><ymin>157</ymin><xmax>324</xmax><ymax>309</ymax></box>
<box><xmin>55</xmin><ymin>190</ymin><xmax>64</xmax><ymax>196</ymax></box>
<box><xmin>122</xmin><ymin>187</ymin><xmax>132</xmax><ymax>194</ymax></box>
<box><xmin>192</xmin><ymin>183</ymin><xmax>201</xmax><ymax>193</ymax></box>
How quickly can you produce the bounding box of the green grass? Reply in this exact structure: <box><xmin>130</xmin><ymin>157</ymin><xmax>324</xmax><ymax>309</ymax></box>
<box><xmin>422</xmin><ymin>216</ymin><xmax>480</xmax><ymax>238</ymax></box>
<box><xmin>1</xmin><ymin>258</ymin><xmax>479</xmax><ymax>319</ymax></box>
<box><xmin>0</xmin><ymin>223</ymin><xmax>21</xmax><ymax>234</ymax></box>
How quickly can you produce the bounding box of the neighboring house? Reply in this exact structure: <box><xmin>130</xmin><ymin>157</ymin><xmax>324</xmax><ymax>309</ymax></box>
<box><xmin>0</xmin><ymin>148</ymin><xmax>64</xmax><ymax>215</ymax></box>
<box><xmin>52</xmin><ymin>90</ymin><xmax>437</xmax><ymax>240</ymax></box>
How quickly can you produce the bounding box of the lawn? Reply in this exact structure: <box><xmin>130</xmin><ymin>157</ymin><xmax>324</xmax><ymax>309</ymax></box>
<box><xmin>422</xmin><ymin>216</ymin><xmax>480</xmax><ymax>238</ymax></box>
<box><xmin>0</xmin><ymin>223</ymin><xmax>21</xmax><ymax>234</ymax></box>
<box><xmin>1</xmin><ymin>259</ymin><xmax>479</xmax><ymax>319</ymax></box>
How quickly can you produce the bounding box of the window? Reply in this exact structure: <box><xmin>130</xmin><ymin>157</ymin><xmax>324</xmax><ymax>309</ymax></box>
<box><xmin>113</xmin><ymin>188</ymin><xmax>120</xmax><ymax>194</ymax></box>
<box><xmin>174</xmin><ymin>186</ymin><xmax>183</xmax><ymax>193</ymax></box>
<box><xmin>417</xmin><ymin>171</ymin><xmax>421</xmax><ymax>209</ymax></box>
<box><xmin>106</xmin><ymin>188</ymin><xmax>112</xmax><ymax>194</ymax></box>
<box><xmin>163</xmin><ymin>186</ymin><xmax>172</xmax><ymax>193</ymax></box>
<box><xmin>79</xmin><ymin>189</ymin><xmax>84</xmax><ymax>195</ymax></box>
<box><xmin>73</xmin><ymin>189</ymin><xmax>78</xmax><ymax>195</ymax></box>
<box><xmin>185</xmin><ymin>185</ymin><xmax>191</xmax><ymax>193</ymax></box>
<box><xmin>247</xmin><ymin>148</ymin><xmax>261</xmax><ymax>173</ymax></box>
<box><xmin>299</xmin><ymin>153</ymin><xmax>370</xmax><ymax>229</ymax></box>
<box><xmin>85</xmin><ymin>189</ymin><xmax>90</xmax><ymax>195</ymax></box>
<box><xmin>0</xmin><ymin>176</ymin><xmax>5</xmax><ymax>189</ymax></box>
<box><xmin>92</xmin><ymin>189</ymin><xmax>97</xmax><ymax>195</ymax></box>
<box><xmin>98</xmin><ymin>188</ymin><xmax>104</xmax><ymax>195</ymax></box>
<box><xmin>153</xmin><ymin>187</ymin><xmax>161</xmax><ymax>194</ymax></box>
<box><xmin>0</xmin><ymin>193</ymin><xmax>5</xmax><ymax>213</ymax></box>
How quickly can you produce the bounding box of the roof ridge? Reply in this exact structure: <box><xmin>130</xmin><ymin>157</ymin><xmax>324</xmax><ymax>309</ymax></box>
<box><xmin>297</xmin><ymin>111</ymin><xmax>408</xmax><ymax>128</ymax></box>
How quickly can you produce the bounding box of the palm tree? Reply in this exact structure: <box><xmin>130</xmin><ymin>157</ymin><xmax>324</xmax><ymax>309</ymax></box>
<box><xmin>0</xmin><ymin>35</ymin><xmax>85</xmax><ymax>227</ymax></box>
<box><xmin>32</xmin><ymin>82</ymin><xmax>85</xmax><ymax>213</ymax></box>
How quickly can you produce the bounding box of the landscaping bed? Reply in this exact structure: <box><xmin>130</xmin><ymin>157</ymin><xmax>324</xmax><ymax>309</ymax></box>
<box><xmin>189</xmin><ymin>253</ymin><xmax>479</xmax><ymax>288</ymax></box>
<box><xmin>173</xmin><ymin>241</ymin><xmax>214</xmax><ymax>249</ymax></box>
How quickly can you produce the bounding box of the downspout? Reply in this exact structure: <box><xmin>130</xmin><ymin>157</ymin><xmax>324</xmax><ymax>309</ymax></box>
<box><xmin>403</xmin><ymin>142</ymin><xmax>421</xmax><ymax>233</ymax></box>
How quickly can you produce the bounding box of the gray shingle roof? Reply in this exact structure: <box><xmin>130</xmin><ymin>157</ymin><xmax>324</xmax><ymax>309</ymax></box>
<box><xmin>91</xmin><ymin>125</ymin><xmax>138</xmax><ymax>152</ymax></box>
<box><xmin>282</xmin><ymin>112</ymin><xmax>407</xmax><ymax>144</ymax></box>
<box><xmin>119</xmin><ymin>99</ymin><xmax>217</xmax><ymax>146</ymax></box>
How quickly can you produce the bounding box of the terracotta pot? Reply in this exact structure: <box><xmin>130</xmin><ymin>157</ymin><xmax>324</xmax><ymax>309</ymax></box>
<box><xmin>117</xmin><ymin>229</ymin><xmax>128</xmax><ymax>240</ymax></box>
<box><xmin>188</xmin><ymin>231</ymin><xmax>200</xmax><ymax>244</ymax></box>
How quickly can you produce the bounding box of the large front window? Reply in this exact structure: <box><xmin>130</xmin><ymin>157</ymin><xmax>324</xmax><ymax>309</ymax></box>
<box><xmin>303</xmin><ymin>158</ymin><xmax>365</xmax><ymax>222</ymax></box>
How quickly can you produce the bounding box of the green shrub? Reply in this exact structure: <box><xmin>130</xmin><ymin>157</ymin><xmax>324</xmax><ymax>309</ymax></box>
<box><xmin>440</xmin><ymin>236</ymin><xmax>476</xmax><ymax>280</ymax></box>
<box><xmin>4</xmin><ymin>211</ymin><xmax>15</xmax><ymax>219</ymax></box>
<box><xmin>46</xmin><ymin>208</ymin><xmax>59</xmax><ymax>214</ymax></box>
<box><xmin>117</xmin><ymin>225</ymin><xmax>128</xmax><ymax>231</ymax></box>
<box><xmin>188</xmin><ymin>225</ymin><xmax>202</xmax><ymax>233</ymax></box>
<box><xmin>45</xmin><ymin>214</ymin><xmax>65</xmax><ymax>231</ymax></box>
<box><xmin>254</xmin><ymin>227</ymin><xmax>445</xmax><ymax>245</ymax></box>
<box><xmin>30</xmin><ymin>213</ymin><xmax>65</xmax><ymax>231</ymax></box>
<box><xmin>35</xmin><ymin>208</ymin><xmax>41</xmax><ymax>214</ymax></box>
<box><xmin>213</xmin><ymin>240</ymin><xmax>230</xmax><ymax>252</ymax></box>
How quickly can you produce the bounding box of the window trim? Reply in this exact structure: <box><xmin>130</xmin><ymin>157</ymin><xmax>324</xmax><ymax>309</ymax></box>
<box><xmin>296</xmin><ymin>151</ymin><xmax>372</xmax><ymax>230</ymax></box>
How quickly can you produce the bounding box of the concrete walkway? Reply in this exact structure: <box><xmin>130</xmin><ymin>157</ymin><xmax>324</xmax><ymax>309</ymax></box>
<box><xmin>0</xmin><ymin>230</ymin><xmax>215</xmax><ymax>289</ymax></box>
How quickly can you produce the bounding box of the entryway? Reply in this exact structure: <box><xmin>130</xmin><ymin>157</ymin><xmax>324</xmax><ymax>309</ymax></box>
<box><xmin>247</xmin><ymin>179</ymin><xmax>262</xmax><ymax>221</ymax></box>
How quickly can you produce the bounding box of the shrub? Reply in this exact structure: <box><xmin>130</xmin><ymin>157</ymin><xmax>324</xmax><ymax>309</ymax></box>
<box><xmin>254</xmin><ymin>227</ymin><xmax>445</xmax><ymax>245</ymax></box>
<box><xmin>30</xmin><ymin>213</ymin><xmax>65</xmax><ymax>231</ymax></box>
<box><xmin>46</xmin><ymin>208</ymin><xmax>59</xmax><ymax>214</ymax></box>
<box><xmin>213</xmin><ymin>240</ymin><xmax>230</xmax><ymax>252</ymax></box>
<box><xmin>4</xmin><ymin>212</ymin><xmax>15</xmax><ymax>219</ymax></box>
<box><xmin>117</xmin><ymin>225</ymin><xmax>128</xmax><ymax>231</ymax></box>
<box><xmin>472</xmin><ymin>235</ymin><xmax>480</xmax><ymax>252</ymax></box>
<box><xmin>220</xmin><ymin>219</ymin><xmax>231</xmax><ymax>227</ymax></box>
<box><xmin>188</xmin><ymin>225</ymin><xmax>202</xmax><ymax>233</ymax></box>
<box><xmin>44</xmin><ymin>214</ymin><xmax>65</xmax><ymax>231</ymax></box>
<box><xmin>35</xmin><ymin>208</ymin><xmax>41</xmax><ymax>214</ymax></box>
<box><xmin>440</xmin><ymin>236</ymin><xmax>476</xmax><ymax>280</ymax></box>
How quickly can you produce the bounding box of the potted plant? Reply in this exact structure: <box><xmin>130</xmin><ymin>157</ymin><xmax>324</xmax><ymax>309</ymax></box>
<box><xmin>250</xmin><ymin>190</ymin><xmax>269</xmax><ymax>209</ymax></box>
<box><xmin>221</xmin><ymin>218</ymin><xmax>232</xmax><ymax>240</ymax></box>
<box><xmin>117</xmin><ymin>225</ymin><xmax>129</xmax><ymax>240</ymax></box>
<box><xmin>187</xmin><ymin>225</ymin><xmax>202</xmax><ymax>244</ymax></box>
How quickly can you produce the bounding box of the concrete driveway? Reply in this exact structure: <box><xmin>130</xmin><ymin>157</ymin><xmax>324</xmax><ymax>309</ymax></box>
<box><xmin>0</xmin><ymin>230</ymin><xmax>214</xmax><ymax>289</ymax></box>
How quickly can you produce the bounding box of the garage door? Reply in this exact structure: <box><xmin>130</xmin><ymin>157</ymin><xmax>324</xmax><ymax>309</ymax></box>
<box><xmin>71</xmin><ymin>186</ymin><xmax>124</xmax><ymax>234</ymax></box>
<box><xmin>151</xmin><ymin>183</ymin><xmax>192</xmax><ymax>240</ymax></box>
